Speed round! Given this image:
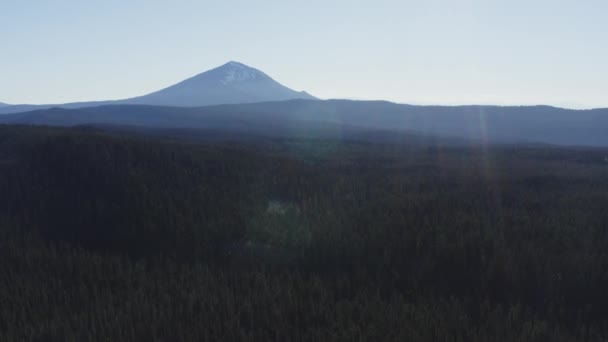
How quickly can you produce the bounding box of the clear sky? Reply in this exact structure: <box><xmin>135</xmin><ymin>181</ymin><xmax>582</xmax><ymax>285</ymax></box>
<box><xmin>1</xmin><ymin>0</ymin><xmax>606</xmax><ymax>108</ymax></box>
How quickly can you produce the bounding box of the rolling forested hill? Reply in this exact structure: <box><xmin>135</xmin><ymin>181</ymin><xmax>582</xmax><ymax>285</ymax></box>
<box><xmin>2</xmin><ymin>100</ymin><xmax>608</xmax><ymax>146</ymax></box>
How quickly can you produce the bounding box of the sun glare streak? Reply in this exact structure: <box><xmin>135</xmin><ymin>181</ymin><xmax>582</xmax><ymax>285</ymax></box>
<box><xmin>478</xmin><ymin>107</ymin><xmax>504</xmax><ymax>228</ymax></box>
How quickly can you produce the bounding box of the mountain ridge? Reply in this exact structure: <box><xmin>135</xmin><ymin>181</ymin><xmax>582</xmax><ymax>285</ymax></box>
<box><xmin>2</xmin><ymin>99</ymin><xmax>608</xmax><ymax>147</ymax></box>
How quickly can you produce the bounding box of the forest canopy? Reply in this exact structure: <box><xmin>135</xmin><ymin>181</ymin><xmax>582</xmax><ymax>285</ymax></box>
<box><xmin>1</xmin><ymin>125</ymin><xmax>607</xmax><ymax>341</ymax></box>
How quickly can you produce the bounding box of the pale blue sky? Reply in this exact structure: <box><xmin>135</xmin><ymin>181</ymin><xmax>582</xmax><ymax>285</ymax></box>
<box><xmin>1</xmin><ymin>0</ymin><xmax>606</xmax><ymax>108</ymax></box>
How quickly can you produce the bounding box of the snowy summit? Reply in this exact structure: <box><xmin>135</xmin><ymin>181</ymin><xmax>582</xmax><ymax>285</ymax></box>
<box><xmin>124</xmin><ymin>61</ymin><xmax>317</xmax><ymax>107</ymax></box>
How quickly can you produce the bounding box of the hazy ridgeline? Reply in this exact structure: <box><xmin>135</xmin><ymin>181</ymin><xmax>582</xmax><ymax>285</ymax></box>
<box><xmin>2</xmin><ymin>100</ymin><xmax>608</xmax><ymax>147</ymax></box>
<box><xmin>1</xmin><ymin>125</ymin><xmax>608</xmax><ymax>341</ymax></box>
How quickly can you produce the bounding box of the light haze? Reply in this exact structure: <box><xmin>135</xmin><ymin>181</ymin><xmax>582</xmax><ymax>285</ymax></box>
<box><xmin>1</xmin><ymin>0</ymin><xmax>606</xmax><ymax>108</ymax></box>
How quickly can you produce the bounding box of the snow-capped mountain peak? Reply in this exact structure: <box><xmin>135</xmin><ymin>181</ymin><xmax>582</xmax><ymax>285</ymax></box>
<box><xmin>218</xmin><ymin>61</ymin><xmax>267</xmax><ymax>85</ymax></box>
<box><xmin>122</xmin><ymin>61</ymin><xmax>317</xmax><ymax>106</ymax></box>
<box><xmin>0</xmin><ymin>61</ymin><xmax>317</xmax><ymax>112</ymax></box>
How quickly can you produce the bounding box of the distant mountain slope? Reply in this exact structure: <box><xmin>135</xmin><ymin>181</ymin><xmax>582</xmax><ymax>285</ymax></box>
<box><xmin>0</xmin><ymin>100</ymin><xmax>117</xmax><ymax>114</ymax></box>
<box><xmin>2</xmin><ymin>100</ymin><xmax>608</xmax><ymax>146</ymax></box>
<box><xmin>0</xmin><ymin>62</ymin><xmax>316</xmax><ymax>114</ymax></box>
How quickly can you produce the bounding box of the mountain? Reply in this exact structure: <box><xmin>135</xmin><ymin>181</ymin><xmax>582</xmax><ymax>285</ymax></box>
<box><xmin>0</xmin><ymin>102</ymin><xmax>9</xmax><ymax>108</ymax></box>
<box><xmin>123</xmin><ymin>61</ymin><xmax>317</xmax><ymax>106</ymax></box>
<box><xmin>2</xmin><ymin>100</ymin><xmax>608</xmax><ymax>146</ymax></box>
<box><xmin>0</xmin><ymin>62</ymin><xmax>316</xmax><ymax>114</ymax></box>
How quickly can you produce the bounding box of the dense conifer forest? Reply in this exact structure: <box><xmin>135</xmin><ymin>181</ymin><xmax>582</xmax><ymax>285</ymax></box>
<box><xmin>1</xmin><ymin>125</ymin><xmax>608</xmax><ymax>341</ymax></box>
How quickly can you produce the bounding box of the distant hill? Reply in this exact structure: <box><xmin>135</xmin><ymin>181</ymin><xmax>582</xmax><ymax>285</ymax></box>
<box><xmin>2</xmin><ymin>99</ymin><xmax>608</xmax><ymax>146</ymax></box>
<box><xmin>0</xmin><ymin>61</ymin><xmax>316</xmax><ymax>114</ymax></box>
